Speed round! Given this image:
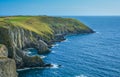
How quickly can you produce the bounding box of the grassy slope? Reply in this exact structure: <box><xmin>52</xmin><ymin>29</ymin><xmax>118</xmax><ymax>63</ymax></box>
<box><xmin>0</xmin><ymin>16</ymin><xmax>53</xmax><ymax>35</ymax></box>
<box><xmin>0</xmin><ymin>16</ymin><xmax>92</xmax><ymax>40</ymax></box>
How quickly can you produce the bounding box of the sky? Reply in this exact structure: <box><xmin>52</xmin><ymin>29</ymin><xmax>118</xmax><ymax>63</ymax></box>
<box><xmin>0</xmin><ymin>0</ymin><xmax>120</xmax><ymax>16</ymax></box>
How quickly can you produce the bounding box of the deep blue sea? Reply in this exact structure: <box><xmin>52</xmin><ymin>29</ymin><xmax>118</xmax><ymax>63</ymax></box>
<box><xmin>18</xmin><ymin>16</ymin><xmax>120</xmax><ymax>77</ymax></box>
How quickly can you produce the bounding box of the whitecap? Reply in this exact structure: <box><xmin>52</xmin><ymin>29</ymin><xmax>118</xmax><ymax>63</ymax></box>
<box><xmin>75</xmin><ymin>74</ymin><xmax>87</xmax><ymax>77</ymax></box>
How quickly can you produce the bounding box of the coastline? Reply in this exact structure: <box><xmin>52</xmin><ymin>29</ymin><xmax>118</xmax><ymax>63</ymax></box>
<box><xmin>0</xmin><ymin>16</ymin><xmax>94</xmax><ymax>77</ymax></box>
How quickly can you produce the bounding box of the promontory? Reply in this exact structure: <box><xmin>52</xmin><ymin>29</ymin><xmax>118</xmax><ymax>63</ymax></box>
<box><xmin>0</xmin><ymin>16</ymin><xmax>94</xmax><ymax>77</ymax></box>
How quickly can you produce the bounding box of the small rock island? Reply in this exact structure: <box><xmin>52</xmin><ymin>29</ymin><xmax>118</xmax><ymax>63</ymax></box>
<box><xmin>0</xmin><ymin>16</ymin><xmax>94</xmax><ymax>77</ymax></box>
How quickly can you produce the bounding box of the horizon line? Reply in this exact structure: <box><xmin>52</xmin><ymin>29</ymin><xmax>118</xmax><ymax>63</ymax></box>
<box><xmin>1</xmin><ymin>15</ymin><xmax>120</xmax><ymax>17</ymax></box>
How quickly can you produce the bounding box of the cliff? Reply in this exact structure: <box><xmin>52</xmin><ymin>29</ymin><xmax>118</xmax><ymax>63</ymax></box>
<box><xmin>0</xmin><ymin>44</ymin><xmax>17</xmax><ymax>77</ymax></box>
<box><xmin>0</xmin><ymin>16</ymin><xmax>94</xmax><ymax>68</ymax></box>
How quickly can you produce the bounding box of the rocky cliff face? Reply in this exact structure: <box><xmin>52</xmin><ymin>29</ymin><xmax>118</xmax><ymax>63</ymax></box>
<box><xmin>0</xmin><ymin>44</ymin><xmax>17</xmax><ymax>77</ymax></box>
<box><xmin>0</xmin><ymin>22</ymin><xmax>48</xmax><ymax>68</ymax></box>
<box><xmin>0</xmin><ymin>16</ymin><xmax>94</xmax><ymax>69</ymax></box>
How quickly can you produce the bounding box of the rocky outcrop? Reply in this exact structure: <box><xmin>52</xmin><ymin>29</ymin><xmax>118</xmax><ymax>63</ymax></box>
<box><xmin>0</xmin><ymin>58</ymin><xmax>17</xmax><ymax>77</ymax></box>
<box><xmin>0</xmin><ymin>44</ymin><xmax>17</xmax><ymax>77</ymax></box>
<box><xmin>36</xmin><ymin>40</ymin><xmax>50</xmax><ymax>54</ymax></box>
<box><xmin>23</xmin><ymin>55</ymin><xmax>44</xmax><ymax>67</ymax></box>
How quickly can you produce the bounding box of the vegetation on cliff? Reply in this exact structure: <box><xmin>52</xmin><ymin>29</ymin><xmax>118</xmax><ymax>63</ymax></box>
<box><xmin>0</xmin><ymin>16</ymin><xmax>93</xmax><ymax>39</ymax></box>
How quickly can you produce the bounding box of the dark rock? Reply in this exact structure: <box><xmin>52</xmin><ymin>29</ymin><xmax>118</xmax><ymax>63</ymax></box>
<box><xmin>43</xmin><ymin>64</ymin><xmax>53</xmax><ymax>67</ymax></box>
<box><xmin>15</xmin><ymin>49</ymin><xmax>46</xmax><ymax>68</ymax></box>
<box><xmin>54</xmin><ymin>34</ymin><xmax>66</xmax><ymax>42</ymax></box>
<box><xmin>43</xmin><ymin>64</ymin><xmax>62</xmax><ymax>68</ymax></box>
<box><xmin>58</xmin><ymin>65</ymin><xmax>62</xmax><ymax>67</ymax></box>
<box><xmin>23</xmin><ymin>55</ymin><xmax>44</xmax><ymax>67</ymax></box>
<box><xmin>36</xmin><ymin>40</ymin><xmax>50</xmax><ymax>54</ymax></box>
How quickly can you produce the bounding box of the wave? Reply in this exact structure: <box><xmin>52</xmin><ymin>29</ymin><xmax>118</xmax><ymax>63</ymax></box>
<box><xmin>17</xmin><ymin>68</ymin><xmax>31</xmax><ymax>71</ymax></box>
<box><xmin>51</xmin><ymin>64</ymin><xmax>60</xmax><ymax>69</ymax></box>
<box><xmin>17</xmin><ymin>67</ymin><xmax>45</xmax><ymax>72</ymax></box>
<box><xmin>17</xmin><ymin>63</ymin><xmax>60</xmax><ymax>72</ymax></box>
<box><xmin>75</xmin><ymin>74</ymin><xmax>87</xmax><ymax>77</ymax></box>
<box><xmin>52</xmin><ymin>44</ymin><xmax>59</xmax><ymax>48</ymax></box>
<box><xmin>63</xmin><ymin>39</ymin><xmax>69</xmax><ymax>42</ymax></box>
<box><xmin>24</xmin><ymin>52</ymin><xmax>32</xmax><ymax>55</ymax></box>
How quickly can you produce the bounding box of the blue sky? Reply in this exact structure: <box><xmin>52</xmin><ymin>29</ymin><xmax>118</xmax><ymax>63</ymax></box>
<box><xmin>0</xmin><ymin>0</ymin><xmax>120</xmax><ymax>16</ymax></box>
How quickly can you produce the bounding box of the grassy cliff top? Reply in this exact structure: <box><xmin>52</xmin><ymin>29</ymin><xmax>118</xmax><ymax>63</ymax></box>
<box><xmin>0</xmin><ymin>16</ymin><xmax>93</xmax><ymax>36</ymax></box>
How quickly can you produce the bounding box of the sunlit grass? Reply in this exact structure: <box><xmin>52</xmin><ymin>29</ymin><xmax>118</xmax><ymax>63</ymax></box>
<box><xmin>0</xmin><ymin>16</ymin><xmax>91</xmax><ymax>40</ymax></box>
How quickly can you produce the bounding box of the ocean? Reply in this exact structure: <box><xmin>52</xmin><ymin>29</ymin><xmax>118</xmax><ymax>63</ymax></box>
<box><xmin>18</xmin><ymin>16</ymin><xmax>120</xmax><ymax>77</ymax></box>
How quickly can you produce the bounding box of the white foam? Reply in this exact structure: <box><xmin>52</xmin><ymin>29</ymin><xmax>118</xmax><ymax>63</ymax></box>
<box><xmin>75</xmin><ymin>74</ymin><xmax>87</xmax><ymax>77</ymax></box>
<box><xmin>24</xmin><ymin>52</ymin><xmax>32</xmax><ymax>55</ymax></box>
<box><xmin>17</xmin><ymin>67</ymin><xmax>44</xmax><ymax>71</ymax></box>
<box><xmin>40</xmin><ymin>55</ymin><xmax>46</xmax><ymax>59</ymax></box>
<box><xmin>17</xmin><ymin>64</ymin><xmax>60</xmax><ymax>72</ymax></box>
<box><xmin>17</xmin><ymin>68</ymin><xmax>31</xmax><ymax>71</ymax></box>
<box><xmin>63</xmin><ymin>39</ymin><xmax>69</xmax><ymax>42</ymax></box>
<box><xmin>51</xmin><ymin>64</ymin><xmax>59</xmax><ymax>68</ymax></box>
<box><xmin>55</xmin><ymin>44</ymin><xmax>59</xmax><ymax>47</ymax></box>
<box><xmin>52</xmin><ymin>44</ymin><xmax>59</xmax><ymax>47</ymax></box>
<box><xmin>27</xmin><ymin>52</ymin><xmax>32</xmax><ymax>54</ymax></box>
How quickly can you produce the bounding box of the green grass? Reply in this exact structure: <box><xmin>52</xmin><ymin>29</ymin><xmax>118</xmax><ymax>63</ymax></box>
<box><xmin>0</xmin><ymin>16</ymin><xmax>92</xmax><ymax>39</ymax></box>
<box><xmin>0</xmin><ymin>16</ymin><xmax>53</xmax><ymax>36</ymax></box>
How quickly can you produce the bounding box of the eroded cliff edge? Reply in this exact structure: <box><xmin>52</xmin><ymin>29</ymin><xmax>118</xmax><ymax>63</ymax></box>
<box><xmin>0</xmin><ymin>16</ymin><xmax>94</xmax><ymax>69</ymax></box>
